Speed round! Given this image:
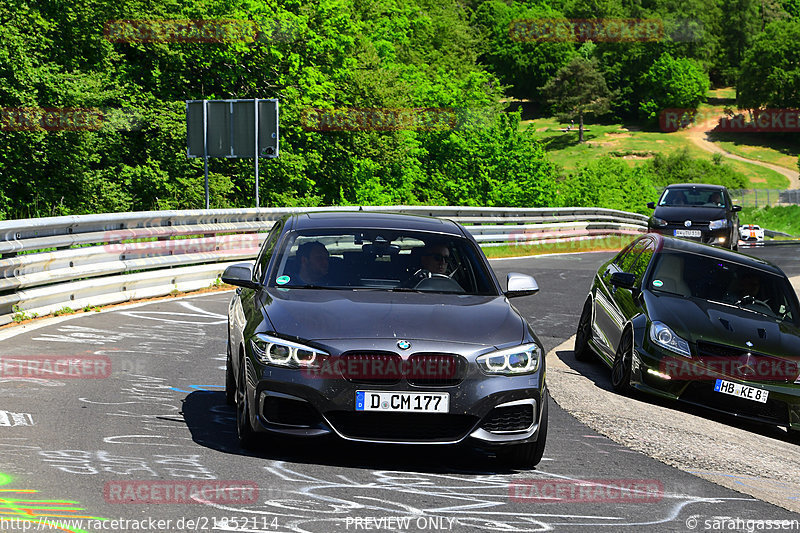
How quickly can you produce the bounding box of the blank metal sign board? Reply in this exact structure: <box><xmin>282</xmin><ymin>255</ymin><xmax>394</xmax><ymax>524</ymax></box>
<box><xmin>186</xmin><ymin>99</ymin><xmax>279</xmax><ymax>158</ymax></box>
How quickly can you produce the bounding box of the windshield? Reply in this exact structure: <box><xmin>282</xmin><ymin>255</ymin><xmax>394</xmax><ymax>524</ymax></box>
<box><xmin>268</xmin><ymin>229</ymin><xmax>498</xmax><ymax>295</ymax></box>
<box><xmin>648</xmin><ymin>251</ymin><xmax>799</xmax><ymax>324</ymax></box>
<box><xmin>658</xmin><ymin>188</ymin><xmax>726</xmax><ymax>207</ymax></box>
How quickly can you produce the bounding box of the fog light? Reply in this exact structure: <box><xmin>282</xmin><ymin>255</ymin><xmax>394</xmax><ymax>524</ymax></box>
<box><xmin>718</xmin><ymin>236</ymin><xmax>726</xmax><ymax>243</ymax></box>
<box><xmin>647</xmin><ymin>368</ymin><xmax>672</xmax><ymax>380</ymax></box>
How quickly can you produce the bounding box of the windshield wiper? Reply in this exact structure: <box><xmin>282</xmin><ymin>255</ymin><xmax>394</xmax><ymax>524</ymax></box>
<box><xmin>288</xmin><ymin>284</ymin><xmax>347</xmax><ymax>290</ymax></box>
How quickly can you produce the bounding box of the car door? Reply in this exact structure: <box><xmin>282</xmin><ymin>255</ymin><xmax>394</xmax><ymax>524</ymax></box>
<box><xmin>593</xmin><ymin>237</ymin><xmax>653</xmax><ymax>362</ymax></box>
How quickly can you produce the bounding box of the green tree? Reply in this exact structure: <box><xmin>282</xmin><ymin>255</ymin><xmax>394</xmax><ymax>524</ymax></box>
<box><xmin>540</xmin><ymin>56</ymin><xmax>613</xmax><ymax>142</ymax></box>
<box><xmin>638</xmin><ymin>52</ymin><xmax>709</xmax><ymax>123</ymax></box>
<box><xmin>737</xmin><ymin>20</ymin><xmax>800</xmax><ymax>109</ymax></box>
<box><xmin>718</xmin><ymin>0</ymin><xmax>761</xmax><ymax>82</ymax></box>
<box><xmin>471</xmin><ymin>1</ymin><xmax>575</xmax><ymax>103</ymax></box>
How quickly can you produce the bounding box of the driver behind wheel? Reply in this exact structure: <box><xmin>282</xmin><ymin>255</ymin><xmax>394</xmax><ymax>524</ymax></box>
<box><xmin>419</xmin><ymin>243</ymin><xmax>450</xmax><ymax>275</ymax></box>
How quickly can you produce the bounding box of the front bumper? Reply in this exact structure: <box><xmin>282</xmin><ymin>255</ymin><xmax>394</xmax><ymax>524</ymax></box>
<box><xmin>245</xmin><ymin>355</ymin><xmax>547</xmax><ymax>446</ymax></box>
<box><xmin>629</xmin><ymin>342</ymin><xmax>800</xmax><ymax>430</ymax></box>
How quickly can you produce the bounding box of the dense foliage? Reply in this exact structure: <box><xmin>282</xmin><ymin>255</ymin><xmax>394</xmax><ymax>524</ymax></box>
<box><xmin>0</xmin><ymin>0</ymin><xmax>796</xmax><ymax>219</ymax></box>
<box><xmin>557</xmin><ymin>149</ymin><xmax>748</xmax><ymax>214</ymax></box>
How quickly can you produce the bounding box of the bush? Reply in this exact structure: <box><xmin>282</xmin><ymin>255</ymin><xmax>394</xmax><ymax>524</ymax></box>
<box><xmin>647</xmin><ymin>149</ymin><xmax>748</xmax><ymax>189</ymax></box>
<box><xmin>557</xmin><ymin>157</ymin><xmax>658</xmax><ymax>214</ymax></box>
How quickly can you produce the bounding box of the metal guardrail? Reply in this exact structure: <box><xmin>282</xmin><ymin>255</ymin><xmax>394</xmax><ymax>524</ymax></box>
<box><xmin>0</xmin><ymin>206</ymin><xmax>648</xmax><ymax>325</ymax></box>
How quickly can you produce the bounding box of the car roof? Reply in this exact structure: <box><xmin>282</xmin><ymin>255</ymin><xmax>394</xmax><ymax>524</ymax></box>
<box><xmin>651</xmin><ymin>234</ymin><xmax>783</xmax><ymax>274</ymax></box>
<box><xmin>663</xmin><ymin>183</ymin><xmax>727</xmax><ymax>190</ymax></box>
<box><xmin>284</xmin><ymin>211</ymin><xmax>465</xmax><ymax>236</ymax></box>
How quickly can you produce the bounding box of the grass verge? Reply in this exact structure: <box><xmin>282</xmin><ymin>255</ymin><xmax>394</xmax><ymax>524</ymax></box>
<box><xmin>740</xmin><ymin>206</ymin><xmax>800</xmax><ymax>236</ymax></box>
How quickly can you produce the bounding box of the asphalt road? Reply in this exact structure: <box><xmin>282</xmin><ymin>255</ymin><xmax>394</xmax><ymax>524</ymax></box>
<box><xmin>0</xmin><ymin>245</ymin><xmax>798</xmax><ymax>533</ymax></box>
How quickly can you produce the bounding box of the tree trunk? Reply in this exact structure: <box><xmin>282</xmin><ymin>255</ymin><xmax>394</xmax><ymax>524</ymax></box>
<box><xmin>578</xmin><ymin>112</ymin><xmax>585</xmax><ymax>142</ymax></box>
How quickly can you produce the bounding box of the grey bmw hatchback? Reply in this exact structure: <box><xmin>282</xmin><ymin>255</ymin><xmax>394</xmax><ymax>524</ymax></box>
<box><xmin>222</xmin><ymin>211</ymin><xmax>548</xmax><ymax>467</ymax></box>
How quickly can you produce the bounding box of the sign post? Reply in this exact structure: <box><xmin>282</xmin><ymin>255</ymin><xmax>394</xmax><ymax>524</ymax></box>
<box><xmin>186</xmin><ymin>99</ymin><xmax>279</xmax><ymax>208</ymax></box>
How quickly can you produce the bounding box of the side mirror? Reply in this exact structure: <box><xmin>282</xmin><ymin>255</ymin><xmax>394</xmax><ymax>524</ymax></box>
<box><xmin>647</xmin><ymin>202</ymin><xmax>655</xmax><ymax>209</ymax></box>
<box><xmin>222</xmin><ymin>262</ymin><xmax>260</xmax><ymax>290</ymax></box>
<box><xmin>610</xmin><ymin>272</ymin><xmax>636</xmax><ymax>290</ymax></box>
<box><xmin>732</xmin><ymin>205</ymin><xmax>742</xmax><ymax>212</ymax></box>
<box><xmin>505</xmin><ymin>272</ymin><xmax>539</xmax><ymax>298</ymax></box>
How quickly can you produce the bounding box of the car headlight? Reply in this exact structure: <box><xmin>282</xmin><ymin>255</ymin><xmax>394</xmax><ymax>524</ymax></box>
<box><xmin>651</xmin><ymin>217</ymin><xmax>668</xmax><ymax>228</ymax></box>
<box><xmin>476</xmin><ymin>343</ymin><xmax>540</xmax><ymax>375</ymax></box>
<box><xmin>649</xmin><ymin>321</ymin><xmax>691</xmax><ymax>358</ymax></box>
<box><xmin>250</xmin><ymin>333</ymin><xmax>327</xmax><ymax>368</ymax></box>
<box><xmin>709</xmin><ymin>218</ymin><xmax>728</xmax><ymax>230</ymax></box>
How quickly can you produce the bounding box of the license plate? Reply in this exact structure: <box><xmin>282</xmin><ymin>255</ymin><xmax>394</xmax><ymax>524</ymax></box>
<box><xmin>355</xmin><ymin>391</ymin><xmax>449</xmax><ymax>413</ymax></box>
<box><xmin>714</xmin><ymin>379</ymin><xmax>769</xmax><ymax>403</ymax></box>
<box><xmin>674</xmin><ymin>229</ymin><xmax>701</xmax><ymax>237</ymax></box>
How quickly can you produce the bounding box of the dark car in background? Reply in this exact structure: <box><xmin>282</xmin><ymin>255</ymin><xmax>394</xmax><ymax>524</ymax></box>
<box><xmin>647</xmin><ymin>184</ymin><xmax>741</xmax><ymax>250</ymax></box>
<box><xmin>574</xmin><ymin>234</ymin><xmax>800</xmax><ymax>434</ymax></box>
<box><xmin>222</xmin><ymin>212</ymin><xmax>548</xmax><ymax>467</ymax></box>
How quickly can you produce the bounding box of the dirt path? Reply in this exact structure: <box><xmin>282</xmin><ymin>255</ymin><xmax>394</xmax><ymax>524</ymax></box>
<box><xmin>686</xmin><ymin>128</ymin><xmax>800</xmax><ymax>189</ymax></box>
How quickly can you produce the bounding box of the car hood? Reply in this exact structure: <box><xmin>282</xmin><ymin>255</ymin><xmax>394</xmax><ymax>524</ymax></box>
<box><xmin>653</xmin><ymin>206</ymin><xmax>727</xmax><ymax>222</ymax></box>
<box><xmin>261</xmin><ymin>288</ymin><xmax>525</xmax><ymax>347</ymax></box>
<box><xmin>646</xmin><ymin>292</ymin><xmax>800</xmax><ymax>358</ymax></box>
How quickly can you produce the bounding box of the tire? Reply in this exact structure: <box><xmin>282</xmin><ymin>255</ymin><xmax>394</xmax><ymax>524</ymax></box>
<box><xmin>574</xmin><ymin>298</ymin><xmax>594</xmax><ymax>361</ymax></box>
<box><xmin>225</xmin><ymin>342</ymin><xmax>235</xmax><ymax>406</ymax></box>
<box><xmin>498</xmin><ymin>395</ymin><xmax>549</xmax><ymax>469</ymax></box>
<box><xmin>236</xmin><ymin>359</ymin><xmax>257</xmax><ymax>449</ymax></box>
<box><xmin>611</xmin><ymin>329</ymin><xmax>633</xmax><ymax>394</ymax></box>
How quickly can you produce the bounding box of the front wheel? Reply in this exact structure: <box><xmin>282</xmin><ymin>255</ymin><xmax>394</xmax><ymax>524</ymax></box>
<box><xmin>236</xmin><ymin>360</ymin><xmax>257</xmax><ymax>449</ymax></box>
<box><xmin>611</xmin><ymin>330</ymin><xmax>633</xmax><ymax>393</ymax></box>
<box><xmin>225</xmin><ymin>342</ymin><xmax>235</xmax><ymax>406</ymax></box>
<box><xmin>498</xmin><ymin>396</ymin><xmax>548</xmax><ymax>468</ymax></box>
<box><xmin>574</xmin><ymin>298</ymin><xmax>594</xmax><ymax>361</ymax></box>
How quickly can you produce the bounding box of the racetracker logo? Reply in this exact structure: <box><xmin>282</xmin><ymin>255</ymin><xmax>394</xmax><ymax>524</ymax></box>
<box><xmin>102</xmin><ymin>231</ymin><xmax>261</xmax><ymax>257</ymax></box>
<box><xmin>104</xmin><ymin>480</ymin><xmax>259</xmax><ymax>504</ymax></box>
<box><xmin>509</xmin><ymin>18</ymin><xmax>663</xmax><ymax>42</ymax></box>
<box><xmin>0</xmin><ymin>107</ymin><xmax>104</xmax><ymax>131</ymax></box>
<box><xmin>104</xmin><ymin>19</ymin><xmax>260</xmax><ymax>43</ymax></box>
<box><xmin>0</xmin><ymin>355</ymin><xmax>111</xmax><ymax>379</ymax></box>
<box><xmin>659</xmin><ymin>108</ymin><xmax>800</xmax><ymax>133</ymax></box>
<box><xmin>508</xmin><ymin>479</ymin><xmax>663</xmax><ymax>503</ymax></box>
<box><xmin>302</xmin><ymin>355</ymin><xmax>458</xmax><ymax>380</ymax></box>
<box><xmin>659</xmin><ymin>356</ymin><xmax>800</xmax><ymax>381</ymax></box>
<box><xmin>301</xmin><ymin>108</ymin><xmax>460</xmax><ymax>132</ymax></box>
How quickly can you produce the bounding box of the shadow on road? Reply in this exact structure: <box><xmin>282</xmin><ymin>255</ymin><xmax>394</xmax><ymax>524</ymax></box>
<box><xmin>181</xmin><ymin>390</ymin><xmax>537</xmax><ymax>473</ymax></box>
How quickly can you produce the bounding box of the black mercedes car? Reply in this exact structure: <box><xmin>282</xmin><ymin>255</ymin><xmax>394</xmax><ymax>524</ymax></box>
<box><xmin>647</xmin><ymin>184</ymin><xmax>741</xmax><ymax>250</ymax></box>
<box><xmin>574</xmin><ymin>233</ymin><xmax>800</xmax><ymax>433</ymax></box>
<box><xmin>222</xmin><ymin>212</ymin><xmax>548</xmax><ymax>467</ymax></box>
